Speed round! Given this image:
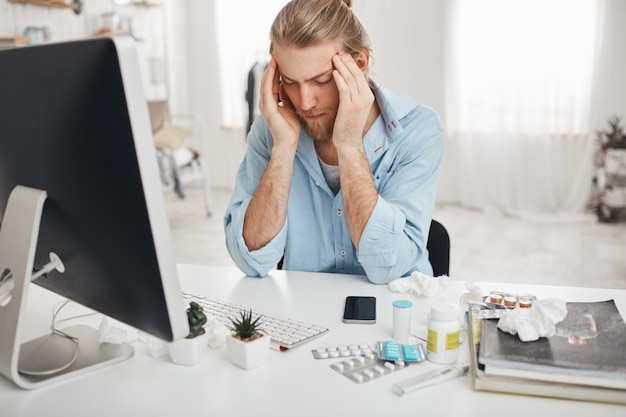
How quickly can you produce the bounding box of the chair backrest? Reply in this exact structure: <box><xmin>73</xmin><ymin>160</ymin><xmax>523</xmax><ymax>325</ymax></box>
<box><xmin>427</xmin><ymin>219</ymin><xmax>450</xmax><ymax>277</ymax></box>
<box><xmin>147</xmin><ymin>100</ymin><xmax>169</xmax><ymax>133</ymax></box>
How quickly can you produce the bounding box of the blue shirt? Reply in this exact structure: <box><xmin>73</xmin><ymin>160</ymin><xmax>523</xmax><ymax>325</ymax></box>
<box><xmin>224</xmin><ymin>86</ymin><xmax>444</xmax><ymax>284</ymax></box>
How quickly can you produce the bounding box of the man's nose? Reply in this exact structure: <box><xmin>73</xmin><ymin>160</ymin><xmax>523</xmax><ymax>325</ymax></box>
<box><xmin>299</xmin><ymin>85</ymin><xmax>317</xmax><ymax>111</ymax></box>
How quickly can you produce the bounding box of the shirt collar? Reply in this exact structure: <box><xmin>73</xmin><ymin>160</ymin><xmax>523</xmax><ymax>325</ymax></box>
<box><xmin>370</xmin><ymin>79</ymin><xmax>418</xmax><ymax>140</ymax></box>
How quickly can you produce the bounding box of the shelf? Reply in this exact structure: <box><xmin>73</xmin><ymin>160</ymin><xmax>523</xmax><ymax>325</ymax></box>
<box><xmin>132</xmin><ymin>1</ymin><xmax>162</xmax><ymax>7</ymax></box>
<box><xmin>0</xmin><ymin>36</ymin><xmax>29</xmax><ymax>49</ymax></box>
<box><xmin>9</xmin><ymin>0</ymin><xmax>82</xmax><ymax>14</ymax></box>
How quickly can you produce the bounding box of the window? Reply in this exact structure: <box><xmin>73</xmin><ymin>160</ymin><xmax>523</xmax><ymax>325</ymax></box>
<box><xmin>215</xmin><ymin>0</ymin><xmax>289</xmax><ymax>128</ymax></box>
<box><xmin>446</xmin><ymin>0</ymin><xmax>599</xmax><ymax>136</ymax></box>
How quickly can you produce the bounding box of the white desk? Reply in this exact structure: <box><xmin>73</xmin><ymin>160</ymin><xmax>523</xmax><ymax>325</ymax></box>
<box><xmin>1</xmin><ymin>264</ymin><xmax>625</xmax><ymax>416</ymax></box>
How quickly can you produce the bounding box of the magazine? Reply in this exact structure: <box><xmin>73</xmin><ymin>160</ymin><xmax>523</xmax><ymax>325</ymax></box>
<box><xmin>467</xmin><ymin>301</ymin><xmax>626</xmax><ymax>404</ymax></box>
<box><xmin>477</xmin><ymin>300</ymin><xmax>626</xmax><ymax>389</ymax></box>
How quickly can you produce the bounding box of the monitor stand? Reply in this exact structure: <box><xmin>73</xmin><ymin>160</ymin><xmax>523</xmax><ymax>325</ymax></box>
<box><xmin>0</xmin><ymin>186</ymin><xmax>134</xmax><ymax>389</ymax></box>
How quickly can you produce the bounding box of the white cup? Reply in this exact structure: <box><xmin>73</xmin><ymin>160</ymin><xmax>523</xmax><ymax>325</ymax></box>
<box><xmin>392</xmin><ymin>299</ymin><xmax>413</xmax><ymax>342</ymax></box>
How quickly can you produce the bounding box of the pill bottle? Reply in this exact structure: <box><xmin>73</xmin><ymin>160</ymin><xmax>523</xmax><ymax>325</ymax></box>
<box><xmin>392</xmin><ymin>299</ymin><xmax>413</xmax><ymax>342</ymax></box>
<box><xmin>426</xmin><ymin>303</ymin><xmax>460</xmax><ymax>364</ymax></box>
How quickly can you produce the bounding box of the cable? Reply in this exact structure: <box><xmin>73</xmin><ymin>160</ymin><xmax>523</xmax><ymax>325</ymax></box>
<box><xmin>18</xmin><ymin>299</ymin><xmax>81</xmax><ymax>376</ymax></box>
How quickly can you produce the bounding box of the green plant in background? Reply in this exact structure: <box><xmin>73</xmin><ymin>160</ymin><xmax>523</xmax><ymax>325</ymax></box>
<box><xmin>229</xmin><ymin>309</ymin><xmax>264</xmax><ymax>342</ymax></box>
<box><xmin>592</xmin><ymin>114</ymin><xmax>626</xmax><ymax>223</ymax></box>
<box><xmin>596</xmin><ymin>114</ymin><xmax>626</xmax><ymax>151</ymax></box>
<box><xmin>186</xmin><ymin>301</ymin><xmax>207</xmax><ymax>339</ymax></box>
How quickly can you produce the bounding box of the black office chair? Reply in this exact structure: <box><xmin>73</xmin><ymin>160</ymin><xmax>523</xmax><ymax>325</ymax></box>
<box><xmin>277</xmin><ymin>219</ymin><xmax>450</xmax><ymax>276</ymax></box>
<box><xmin>427</xmin><ymin>219</ymin><xmax>450</xmax><ymax>277</ymax></box>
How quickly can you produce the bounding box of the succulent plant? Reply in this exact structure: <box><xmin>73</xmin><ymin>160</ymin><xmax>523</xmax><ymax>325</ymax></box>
<box><xmin>229</xmin><ymin>309</ymin><xmax>264</xmax><ymax>341</ymax></box>
<box><xmin>186</xmin><ymin>301</ymin><xmax>207</xmax><ymax>339</ymax></box>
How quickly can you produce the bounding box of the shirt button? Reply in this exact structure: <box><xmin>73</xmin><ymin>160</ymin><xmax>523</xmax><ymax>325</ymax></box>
<box><xmin>340</xmin><ymin>250</ymin><xmax>346</xmax><ymax>257</ymax></box>
<box><xmin>336</xmin><ymin>209</ymin><xmax>342</xmax><ymax>217</ymax></box>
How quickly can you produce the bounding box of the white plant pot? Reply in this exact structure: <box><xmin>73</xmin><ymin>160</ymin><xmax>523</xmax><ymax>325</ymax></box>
<box><xmin>605</xmin><ymin>187</ymin><xmax>626</xmax><ymax>208</ymax></box>
<box><xmin>168</xmin><ymin>332</ymin><xmax>209</xmax><ymax>366</ymax></box>
<box><xmin>225</xmin><ymin>332</ymin><xmax>271</xmax><ymax>370</ymax></box>
<box><xmin>605</xmin><ymin>149</ymin><xmax>626</xmax><ymax>175</ymax></box>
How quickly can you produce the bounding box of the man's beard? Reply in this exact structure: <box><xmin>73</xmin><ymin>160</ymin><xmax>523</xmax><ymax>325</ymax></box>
<box><xmin>297</xmin><ymin>111</ymin><xmax>336</xmax><ymax>142</ymax></box>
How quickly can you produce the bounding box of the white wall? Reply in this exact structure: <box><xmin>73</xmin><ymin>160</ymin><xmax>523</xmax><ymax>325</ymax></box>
<box><xmin>183</xmin><ymin>0</ymin><xmax>247</xmax><ymax>191</ymax></box>
<box><xmin>590</xmin><ymin>0</ymin><xmax>626</xmax><ymax>128</ymax></box>
<box><xmin>0</xmin><ymin>1</ymin><xmax>168</xmax><ymax>99</ymax></box>
<box><xmin>3</xmin><ymin>0</ymin><xmax>626</xmax><ymax>194</ymax></box>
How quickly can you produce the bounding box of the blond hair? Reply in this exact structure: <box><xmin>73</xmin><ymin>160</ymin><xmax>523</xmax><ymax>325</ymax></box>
<box><xmin>270</xmin><ymin>0</ymin><xmax>372</xmax><ymax>60</ymax></box>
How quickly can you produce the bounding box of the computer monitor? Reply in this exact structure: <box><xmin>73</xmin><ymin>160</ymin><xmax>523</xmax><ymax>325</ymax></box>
<box><xmin>0</xmin><ymin>36</ymin><xmax>188</xmax><ymax>389</ymax></box>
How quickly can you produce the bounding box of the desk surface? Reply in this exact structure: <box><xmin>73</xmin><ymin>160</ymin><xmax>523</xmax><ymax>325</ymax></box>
<box><xmin>1</xmin><ymin>265</ymin><xmax>625</xmax><ymax>416</ymax></box>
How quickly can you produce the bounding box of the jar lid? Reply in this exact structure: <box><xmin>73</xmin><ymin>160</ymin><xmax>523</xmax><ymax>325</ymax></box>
<box><xmin>392</xmin><ymin>300</ymin><xmax>413</xmax><ymax>309</ymax></box>
<box><xmin>430</xmin><ymin>303</ymin><xmax>458</xmax><ymax>321</ymax></box>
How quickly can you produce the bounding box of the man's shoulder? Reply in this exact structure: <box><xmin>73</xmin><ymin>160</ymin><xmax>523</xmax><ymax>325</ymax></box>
<box><xmin>376</xmin><ymin>87</ymin><xmax>440</xmax><ymax>125</ymax></box>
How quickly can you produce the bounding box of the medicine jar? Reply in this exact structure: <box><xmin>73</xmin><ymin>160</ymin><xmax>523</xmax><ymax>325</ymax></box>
<box><xmin>426</xmin><ymin>302</ymin><xmax>460</xmax><ymax>364</ymax></box>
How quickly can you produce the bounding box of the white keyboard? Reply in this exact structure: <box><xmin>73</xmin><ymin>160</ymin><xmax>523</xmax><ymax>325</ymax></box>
<box><xmin>182</xmin><ymin>291</ymin><xmax>329</xmax><ymax>351</ymax></box>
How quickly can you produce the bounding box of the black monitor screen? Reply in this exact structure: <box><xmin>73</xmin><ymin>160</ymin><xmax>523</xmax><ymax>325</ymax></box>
<box><xmin>0</xmin><ymin>36</ymin><xmax>187</xmax><ymax>343</ymax></box>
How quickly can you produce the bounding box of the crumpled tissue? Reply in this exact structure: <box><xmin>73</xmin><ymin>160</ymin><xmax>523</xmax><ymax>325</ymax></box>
<box><xmin>205</xmin><ymin>317</ymin><xmax>231</xmax><ymax>349</ymax></box>
<box><xmin>459</xmin><ymin>280</ymin><xmax>483</xmax><ymax>309</ymax></box>
<box><xmin>99</xmin><ymin>316</ymin><xmax>139</xmax><ymax>344</ymax></box>
<box><xmin>99</xmin><ymin>316</ymin><xmax>169</xmax><ymax>358</ymax></box>
<box><xmin>497</xmin><ymin>298</ymin><xmax>568</xmax><ymax>342</ymax></box>
<box><xmin>389</xmin><ymin>271</ymin><xmax>449</xmax><ymax>297</ymax></box>
<box><xmin>98</xmin><ymin>315</ymin><xmax>231</xmax><ymax>357</ymax></box>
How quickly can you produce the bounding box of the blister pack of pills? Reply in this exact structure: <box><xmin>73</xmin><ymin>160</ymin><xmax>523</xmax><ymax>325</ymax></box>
<box><xmin>329</xmin><ymin>352</ymin><xmax>409</xmax><ymax>384</ymax></box>
<box><xmin>484</xmin><ymin>291</ymin><xmax>536</xmax><ymax>309</ymax></box>
<box><xmin>376</xmin><ymin>341</ymin><xmax>427</xmax><ymax>363</ymax></box>
<box><xmin>311</xmin><ymin>343</ymin><xmax>375</xmax><ymax>359</ymax></box>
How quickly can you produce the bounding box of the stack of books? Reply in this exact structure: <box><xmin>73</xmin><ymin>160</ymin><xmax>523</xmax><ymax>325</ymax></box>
<box><xmin>468</xmin><ymin>299</ymin><xmax>626</xmax><ymax>404</ymax></box>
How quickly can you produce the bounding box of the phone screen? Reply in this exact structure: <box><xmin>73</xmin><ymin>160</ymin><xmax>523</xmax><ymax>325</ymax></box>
<box><xmin>343</xmin><ymin>296</ymin><xmax>376</xmax><ymax>324</ymax></box>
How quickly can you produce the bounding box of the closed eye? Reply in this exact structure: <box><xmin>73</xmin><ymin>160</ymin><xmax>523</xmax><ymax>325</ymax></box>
<box><xmin>314</xmin><ymin>77</ymin><xmax>334</xmax><ymax>85</ymax></box>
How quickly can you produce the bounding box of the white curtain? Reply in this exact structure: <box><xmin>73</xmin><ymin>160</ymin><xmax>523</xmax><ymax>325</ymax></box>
<box><xmin>442</xmin><ymin>0</ymin><xmax>602</xmax><ymax>219</ymax></box>
<box><xmin>215</xmin><ymin>0</ymin><xmax>288</xmax><ymax>128</ymax></box>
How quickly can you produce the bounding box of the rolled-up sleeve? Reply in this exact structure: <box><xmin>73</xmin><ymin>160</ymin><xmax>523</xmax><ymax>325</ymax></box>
<box><xmin>223</xmin><ymin>120</ymin><xmax>287</xmax><ymax>277</ymax></box>
<box><xmin>357</xmin><ymin>108</ymin><xmax>444</xmax><ymax>284</ymax></box>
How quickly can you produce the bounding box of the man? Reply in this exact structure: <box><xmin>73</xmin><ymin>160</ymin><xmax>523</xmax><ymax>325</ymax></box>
<box><xmin>224</xmin><ymin>0</ymin><xmax>444</xmax><ymax>284</ymax></box>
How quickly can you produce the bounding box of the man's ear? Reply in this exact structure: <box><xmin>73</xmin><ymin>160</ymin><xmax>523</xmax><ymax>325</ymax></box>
<box><xmin>353</xmin><ymin>51</ymin><xmax>370</xmax><ymax>74</ymax></box>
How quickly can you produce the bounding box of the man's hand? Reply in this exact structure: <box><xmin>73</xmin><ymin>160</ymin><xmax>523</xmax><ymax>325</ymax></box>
<box><xmin>331</xmin><ymin>52</ymin><xmax>375</xmax><ymax>149</ymax></box>
<box><xmin>258</xmin><ymin>57</ymin><xmax>301</xmax><ymax>152</ymax></box>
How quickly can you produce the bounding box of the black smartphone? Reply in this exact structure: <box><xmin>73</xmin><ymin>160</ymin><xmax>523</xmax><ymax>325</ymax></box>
<box><xmin>342</xmin><ymin>296</ymin><xmax>376</xmax><ymax>324</ymax></box>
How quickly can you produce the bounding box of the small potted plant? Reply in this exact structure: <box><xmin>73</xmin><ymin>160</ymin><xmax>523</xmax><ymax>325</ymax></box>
<box><xmin>225</xmin><ymin>309</ymin><xmax>270</xmax><ymax>370</ymax></box>
<box><xmin>168</xmin><ymin>301</ymin><xmax>209</xmax><ymax>366</ymax></box>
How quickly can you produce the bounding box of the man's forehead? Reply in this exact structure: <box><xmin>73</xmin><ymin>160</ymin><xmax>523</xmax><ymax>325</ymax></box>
<box><xmin>274</xmin><ymin>43</ymin><xmax>339</xmax><ymax>82</ymax></box>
